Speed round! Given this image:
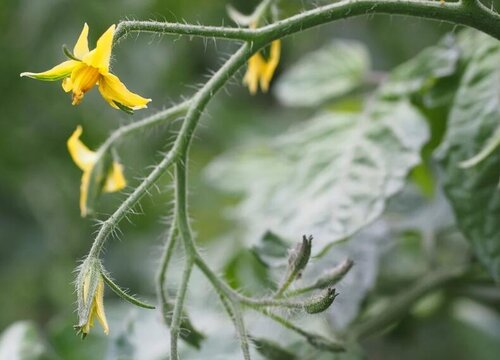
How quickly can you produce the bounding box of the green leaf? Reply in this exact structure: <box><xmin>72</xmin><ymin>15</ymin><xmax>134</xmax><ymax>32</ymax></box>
<box><xmin>378</xmin><ymin>34</ymin><xmax>459</xmax><ymax>100</ymax></box>
<box><xmin>274</xmin><ymin>40</ymin><xmax>370</xmax><ymax>107</ymax></box>
<box><xmin>437</xmin><ymin>34</ymin><xmax>500</xmax><ymax>281</ymax></box>
<box><xmin>0</xmin><ymin>321</ymin><xmax>53</xmax><ymax>360</ymax></box>
<box><xmin>206</xmin><ymin>100</ymin><xmax>428</xmax><ymax>251</ymax></box>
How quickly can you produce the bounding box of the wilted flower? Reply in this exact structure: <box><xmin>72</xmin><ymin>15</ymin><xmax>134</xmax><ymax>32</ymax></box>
<box><xmin>75</xmin><ymin>258</ymin><xmax>109</xmax><ymax>337</ymax></box>
<box><xmin>67</xmin><ymin>125</ymin><xmax>126</xmax><ymax>217</ymax></box>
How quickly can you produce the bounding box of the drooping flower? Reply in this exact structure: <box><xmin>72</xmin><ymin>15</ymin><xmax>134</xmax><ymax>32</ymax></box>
<box><xmin>243</xmin><ymin>32</ymin><xmax>281</xmax><ymax>95</ymax></box>
<box><xmin>21</xmin><ymin>23</ymin><xmax>151</xmax><ymax>111</ymax></box>
<box><xmin>67</xmin><ymin>125</ymin><xmax>126</xmax><ymax>217</ymax></box>
<box><xmin>75</xmin><ymin>258</ymin><xmax>109</xmax><ymax>337</ymax></box>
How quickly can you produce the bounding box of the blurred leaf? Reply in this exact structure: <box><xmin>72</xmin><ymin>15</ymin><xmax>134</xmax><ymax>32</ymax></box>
<box><xmin>224</xmin><ymin>250</ymin><xmax>274</xmax><ymax>295</ymax></box>
<box><xmin>274</xmin><ymin>40</ymin><xmax>370</xmax><ymax>107</ymax></box>
<box><xmin>318</xmin><ymin>222</ymin><xmax>389</xmax><ymax>330</ymax></box>
<box><xmin>105</xmin><ymin>317</ymin><xmax>135</xmax><ymax>360</ymax></box>
<box><xmin>252</xmin><ymin>231</ymin><xmax>290</xmax><ymax>268</ymax></box>
<box><xmin>0</xmin><ymin>321</ymin><xmax>53</xmax><ymax>360</ymax></box>
<box><xmin>378</xmin><ymin>34</ymin><xmax>459</xmax><ymax>100</ymax></box>
<box><xmin>438</xmin><ymin>34</ymin><xmax>500</xmax><ymax>281</ymax></box>
<box><xmin>251</xmin><ymin>337</ymin><xmax>298</xmax><ymax>360</ymax></box>
<box><xmin>207</xmin><ymin>100</ymin><xmax>428</xmax><ymax>251</ymax></box>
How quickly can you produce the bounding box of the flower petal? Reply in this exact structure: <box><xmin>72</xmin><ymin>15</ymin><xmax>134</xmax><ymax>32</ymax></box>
<box><xmin>94</xmin><ymin>277</ymin><xmax>109</xmax><ymax>335</ymax></box>
<box><xmin>67</xmin><ymin>125</ymin><xmax>97</xmax><ymax>171</ymax></box>
<box><xmin>260</xmin><ymin>40</ymin><xmax>281</xmax><ymax>92</ymax></box>
<box><xmin>103</xmin><ymin>162</ymin><xmax>126</xmax><ymax>192</ymax></box>
<box><xmin>20</xmin><ymin>60</ymin><xmax>78</xmax><ymax>81</ymax></box>
<box><xmin>98</xmin><ymin>73</ymin><xmax>151</xmax><ymax>110</ymax></box>
<box><xmin>79</xmin><ymin>170</ymin><xmax>91</xmax><ymax>217</ymax></box>
<box><xmin>74</xmin><ymin>23</ymin><xmax>90</xmax><ymax>59</ymax></box>
<box><xmin>243</xmin><ymin>53</ymin><xmax>265</xmax><ymax>95</ymax></box>
<box><xmin>62</xmin><ymin>77</ymin><xmax>73</xmax><ymax>92</ymax></box>
<box><xmin>83</xmin><ymin>24</ymin><xmax>115</xmax><ymax>72</ymax></box>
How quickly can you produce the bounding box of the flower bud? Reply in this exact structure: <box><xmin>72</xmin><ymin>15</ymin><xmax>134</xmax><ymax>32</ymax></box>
<box><xmin>288</xmin><ymin>235</ymin><xmax>312</xmax><ymax>278</ymax></box>
<box><xmin>304</xmin><ymin>287</ymin><xmax>337</xmax><ymax>314</ymax></box>
<box><xmin>313</xmin><ymin>259</ymin><xmax>353</xmax><ymax>289</ymax></box>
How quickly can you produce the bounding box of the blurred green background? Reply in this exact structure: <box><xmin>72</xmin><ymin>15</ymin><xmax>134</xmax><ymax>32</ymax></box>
<box><xmin>1</xmin><ymin>0</ymin><xmax>499</xmax><ymax>359</ymax></box>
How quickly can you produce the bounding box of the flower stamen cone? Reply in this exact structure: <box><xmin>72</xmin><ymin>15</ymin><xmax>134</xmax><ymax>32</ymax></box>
<box><xmin>67</xmin><ymin>125</ymin><xmax>126</xmax><ymax>217</ymax></box>
<box><xmin>21</xmin><ymin>23</ymin><xmax>151</xmax><ymax>111</ymax></box>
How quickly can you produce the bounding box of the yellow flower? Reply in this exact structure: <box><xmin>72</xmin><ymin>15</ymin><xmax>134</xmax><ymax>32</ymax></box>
<box><xmin>243</xmin><ymin>38</ymin><xmax>281</xmax><ymax>95</ymax></box>
<box><xmin>80</xmin><ymin>271</ymin><xmax>109</xmax><ymax>336</ymax></box>
<box><xmin>21</xmin><ymin>23</ymin><xmax>151</xmax><ymax>111</ymax></box>
<box><xmin>67</xmin><ymin>125</ymin><xmax>126</xmax><ymax>217</ymax></box>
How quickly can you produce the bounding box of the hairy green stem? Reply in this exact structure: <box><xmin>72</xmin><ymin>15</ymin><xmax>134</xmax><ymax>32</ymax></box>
<box><xmin>169</xmin><ymin>257</ymin><xmax>194</xmax><ymax>360</ymax></box>
<box><xmin>251</xmin><ymin>306</ymin><xmax>345</xmax><ymax>352</ymax></box>
<box><xmin>101</xmin><ymin>101</ymin><xmax>189</xmax><ymax>151</ymax></box>
<box><xmin>218</xmin><ymin>294</ymin><xmax>251</xmax><ymax>360</ymax></box>
<box><xmin>114</xmin><ymin>0</ymin><xmax>500</xmax><ymax>44</ymax></box>
<box><xmin>156</xmin><ymin>220</ymin><xmax>178</xmax><ymax>322</ymax></box>
<box><xmin>350</xmin><ymin>267</ymin><xmax>465</xmax><ymax>339</ymax></box>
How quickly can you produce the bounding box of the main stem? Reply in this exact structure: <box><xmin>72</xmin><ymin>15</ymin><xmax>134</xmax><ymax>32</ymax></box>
<box><xmin>114</xmin><ymin>0</ymin><xmax>500</xmax><ymax>43</ymax></box>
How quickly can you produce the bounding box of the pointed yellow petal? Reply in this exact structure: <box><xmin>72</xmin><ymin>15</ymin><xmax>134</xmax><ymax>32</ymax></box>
<box><xmin>73</xmin><ymin>23</ymin><xmax>90</xmax><ymax>59</ymax></box>
<box><xmin>103</xmin><ymin>162</ymin><xmax>126</xmax><ymax>192</ymax></box>
<box><xmin>94</xmin><ymin>277</ymin><xmax>109</xmax><ymax>335</ymax></box>
<box><xmin>98</xmin><ymin>73</ymin><xmax>151</xmax><ymax>110</ymax></box>
<box><xmin>67</xmin><ymin>125</ymin><xmax>97</xmax><ymax>171</ymax></box>
<box><xmin>260</xmin><ymin>40</ymin><xmax>281</xmax><ymax>93</ymax></box>
<box><xmin>20</xmin><ymin>60</ymin><xmax>78</xmax><ymax>81</ymax></box>
<box><xmin>83</xmin><ymin>24</ymin><xmax>115</xmax><ymax>72</ymax></box>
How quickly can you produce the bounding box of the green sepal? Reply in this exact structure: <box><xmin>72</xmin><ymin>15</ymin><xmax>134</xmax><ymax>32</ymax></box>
<box><xmin>100</xmin><ymin>270</ymin><xmax>155</xmax><ymax>310</ymax></box>
<box><xmin>113</xmin><ymin>101</ymin><xmax>135</xmax><ymax>115</ymax></box>
<box><xmin>62</xmin><ymin>44</ymin><xmax>81</xmax><ymax>61</ymax></box>
<box><xmin>84</xmin><ymin>149</ymin><xmax>112</xmax><ymax>217</ymax></box>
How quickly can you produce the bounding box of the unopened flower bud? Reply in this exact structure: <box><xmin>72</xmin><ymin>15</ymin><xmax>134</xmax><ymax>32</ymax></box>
<box><xmin>313</xmin><ymin>259</ymin><xmax>353</xmax><ymax>289</ymax></box>
<box><xmin>304</xmin><ymin>287</ymin><xmax>337</xmax><ymax>314</ymax></box>
<box><xmin>288</xmin><ymin>235</ymin><xmax>312</xmax><ymax>277</ymax></box>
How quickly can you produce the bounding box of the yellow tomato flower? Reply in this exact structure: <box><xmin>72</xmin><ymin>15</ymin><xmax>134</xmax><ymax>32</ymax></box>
<box><xmin>21</xmin><ymin>23</ymin><xmax>151</xmax><ymax>111</ymax></box>
<box><xmin>67</xmin><ymin>125</ymin><xmax>126</xmax><ymax>217</ymax></box>
<box><xmin>80</xmin><ymin>273</ymin><xmax>109</xmax><ymax>336</ymax></box>
<box><xmin>243</xmin><ymin>38</ymin><xmax>281</xmax><ymax>95</ymax></box>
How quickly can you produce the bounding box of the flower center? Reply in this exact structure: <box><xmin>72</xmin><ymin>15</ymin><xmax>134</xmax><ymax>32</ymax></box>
<box><xmin>71</xmin><ymin>65</ymin><xmax>100</xmax><ymax>105</ymax></box>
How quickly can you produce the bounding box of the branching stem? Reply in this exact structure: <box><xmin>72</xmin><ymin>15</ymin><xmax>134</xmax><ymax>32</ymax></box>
<box><xmin>82</xmin><ymin>0</ymin><xmax>496</xmax><ymax>358</ymax></box>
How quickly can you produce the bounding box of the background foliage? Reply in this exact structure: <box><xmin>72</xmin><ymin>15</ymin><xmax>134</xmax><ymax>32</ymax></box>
<box><xmin>1</xmin><ymin>0</ymin><xmax>499</xmax><ymax>359</ymax></box>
